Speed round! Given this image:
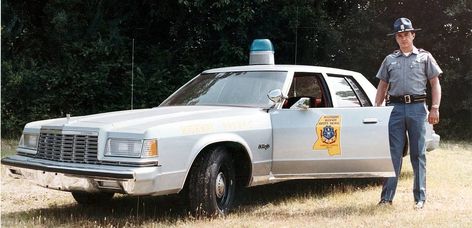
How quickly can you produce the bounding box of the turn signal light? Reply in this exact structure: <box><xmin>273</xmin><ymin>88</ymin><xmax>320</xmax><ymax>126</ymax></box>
<box><xmin>142</xmin><ymin>139</ymin><xmax>158</xmax><ymax>157</ymax></box>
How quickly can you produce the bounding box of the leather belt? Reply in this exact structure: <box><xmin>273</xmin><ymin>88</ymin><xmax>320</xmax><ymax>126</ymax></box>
<box><xmin>387</xmin><ymin>94</ymin><xmax>426</xmax><ymax>104</ymax></box>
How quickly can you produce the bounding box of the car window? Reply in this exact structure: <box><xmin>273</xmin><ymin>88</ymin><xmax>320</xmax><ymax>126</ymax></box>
<box><xmin>345</xmin><ymin>77</ymin><xmax>372</xmax><ymax>106</ymax></box>
<box><xmin>284</xmin><ymin>73</ymin><xmax>325</xmax><ymax>109</ymax></box>
<box><xmin>326</xmin><ymin>75</ymin><xmax>362</xmax><ymax>107</ymax></box>
<box><xmin>161</xmin><ymin>71</ymin><xmax>287</xmax><ymax>108</ymax></box>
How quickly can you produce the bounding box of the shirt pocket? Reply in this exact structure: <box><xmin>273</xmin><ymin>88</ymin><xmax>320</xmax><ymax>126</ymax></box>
<box><xmin>410</xmin><ymin>58</ymin><xmax>425</xmax><ymax>73</ymax></box>
<box><xmin>387</xmin><ymin>61</ymin><xmax>401</xmax><ymax>73</ymax></box>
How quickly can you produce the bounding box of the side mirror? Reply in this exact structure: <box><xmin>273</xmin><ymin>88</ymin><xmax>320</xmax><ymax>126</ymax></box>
<box><xmin>267</xmin><ymin>89</ymin><xmax>286</xmax><ymax>103</ymax></box>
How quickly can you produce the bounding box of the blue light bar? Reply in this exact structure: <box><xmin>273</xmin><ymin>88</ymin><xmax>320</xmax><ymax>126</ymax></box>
<box><xmin>249</xmin><ymin>39</ymin><xmax>275</xmax><ymax>65</ymax></box>
<box><xmin>250</xmin><ymin>39</ymin><xmax>274</xmax><ymax>52</ymax></box>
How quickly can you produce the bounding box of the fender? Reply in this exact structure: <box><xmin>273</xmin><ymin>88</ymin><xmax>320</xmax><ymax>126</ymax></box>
<box><xmin>180</xmin><ymin>133</ymin><xmax>254</xmax><ymax>190</ymax></box>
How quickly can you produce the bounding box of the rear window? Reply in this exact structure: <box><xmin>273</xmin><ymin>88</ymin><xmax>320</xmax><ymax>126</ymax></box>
<box><xmin>326</xmin><ymin>74</ymin><xmax>372</xmax><ymax>107</ymax></box>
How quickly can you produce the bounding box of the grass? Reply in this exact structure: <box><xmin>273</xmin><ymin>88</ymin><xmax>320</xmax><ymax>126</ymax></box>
<box><xmin>1</xmin><ymin>142</ymin><xmax>471</xmax><ymax>227</ymax></box>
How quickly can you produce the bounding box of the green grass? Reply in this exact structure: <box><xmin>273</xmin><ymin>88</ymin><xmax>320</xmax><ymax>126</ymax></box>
<box><xmin>1</xmin><ymin>142</ymin><xmax>471</xmax><ymax>227</ymax></box>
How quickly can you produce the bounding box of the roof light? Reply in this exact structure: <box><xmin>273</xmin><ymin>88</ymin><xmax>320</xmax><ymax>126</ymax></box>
<box><xmin>249</xmin><ymin>39</ymin><xmax>275</xmax><ymax>65</ymax></box>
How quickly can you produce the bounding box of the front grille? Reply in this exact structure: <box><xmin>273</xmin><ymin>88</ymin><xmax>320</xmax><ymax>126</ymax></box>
<box><xmin>34</xmin><ymin>132</ymin><xmax>100</xmax><ymax>164</ymax></box>
<box><xmin>17</xmin><ymin>129</ymin><xmax>158</xmax><ymax>167</ymax></box>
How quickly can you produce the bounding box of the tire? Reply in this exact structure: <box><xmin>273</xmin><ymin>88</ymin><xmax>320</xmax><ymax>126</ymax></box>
<box><xmin>71</xmin><ymin>191</ymin><xmax>115</xmax><ymax>205</ymax></box>
<box><xmin>188</xmin><ymin>146</ymin><xmax>236</xmax><ymax>217</ymax></box>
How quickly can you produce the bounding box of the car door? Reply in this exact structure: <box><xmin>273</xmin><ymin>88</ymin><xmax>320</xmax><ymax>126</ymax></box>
<box><xmin>270</xmin><ymin>72</ymin><xmax>394</xmax><ymax>178</ymax></box>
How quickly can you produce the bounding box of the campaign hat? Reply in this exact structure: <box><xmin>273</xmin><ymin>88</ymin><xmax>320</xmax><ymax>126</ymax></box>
<box><xmin>387</xmin><ymin>17</ymin><xmax>422</xmax><ymax>36</ymax></box>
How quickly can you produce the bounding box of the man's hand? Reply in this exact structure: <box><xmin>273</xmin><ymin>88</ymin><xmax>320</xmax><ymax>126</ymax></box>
<box><xmin>428</xmin><ymin>108</ymin><xmax>440</xmax><ymax>125</ymax></box>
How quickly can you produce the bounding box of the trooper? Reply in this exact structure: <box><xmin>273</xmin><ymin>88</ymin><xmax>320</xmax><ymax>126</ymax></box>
<box><xmin>374</xmin><ymin>18</ymin><xmax>442</xmax><ymax>209</ymax></box>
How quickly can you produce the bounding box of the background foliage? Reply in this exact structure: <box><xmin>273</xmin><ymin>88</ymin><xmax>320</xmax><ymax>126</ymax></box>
<box><xmin>2</xmin><ymin>0</ymin><xmax>471</xmax><ymax>139</ymax></box>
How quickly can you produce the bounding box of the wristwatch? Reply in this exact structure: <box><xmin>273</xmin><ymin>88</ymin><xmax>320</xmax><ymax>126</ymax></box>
<box><xmin>431</xmin><ymin>104</ymin><xmax>440</xmax><ymax>109</ymax></box>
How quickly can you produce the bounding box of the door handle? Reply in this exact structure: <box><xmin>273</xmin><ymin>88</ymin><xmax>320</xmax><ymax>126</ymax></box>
<box><xmin>363</xmin><ymin>118</ymin><xmax>378</xmax><ymax>124</ymax></box>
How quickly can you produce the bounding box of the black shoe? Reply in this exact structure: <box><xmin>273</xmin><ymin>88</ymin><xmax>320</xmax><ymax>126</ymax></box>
<box><xmin>414</xmin><ymin>201</ymin><xmax>425</xmax><ymax>209</ymax></box>
<box><xmin>378</xmin><ymin>200</ymin><xmax>392</xmax><ymax>206</ymax></box>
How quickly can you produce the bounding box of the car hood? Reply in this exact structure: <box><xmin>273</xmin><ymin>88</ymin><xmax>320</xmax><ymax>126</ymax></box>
<box><xmin>26</xmin><ymin>106</ymin><xmax>266</xmax><ymax>133</ymax></box>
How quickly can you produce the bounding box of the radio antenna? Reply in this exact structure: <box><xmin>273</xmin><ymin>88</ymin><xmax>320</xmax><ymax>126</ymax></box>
<box><xmin>295</xmin><ymin>4</ymin><xmax>299</xmax><ymax>64</ymax></box>
<box><xmin>131</xmin><ymin>38</ymin><xmax>135</xmax><ymax>110</ymax></box>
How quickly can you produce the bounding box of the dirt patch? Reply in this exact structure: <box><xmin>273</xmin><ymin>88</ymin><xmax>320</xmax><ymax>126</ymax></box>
<box><xmin>1</xmin><ymin>171</ymin><xmax>74</xmax><ymax>214</ymax></box>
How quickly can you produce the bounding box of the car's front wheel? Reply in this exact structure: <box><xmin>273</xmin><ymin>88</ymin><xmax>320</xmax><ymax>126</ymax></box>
<box><xmin>71</xmin><ymin>191</ymin><xmax>115</xmax><ymax>205</ymax></box>
<box><xmin>188</xmin><ymin>146</ymin><xmax>236</xmax><ymax>217</ymax></box>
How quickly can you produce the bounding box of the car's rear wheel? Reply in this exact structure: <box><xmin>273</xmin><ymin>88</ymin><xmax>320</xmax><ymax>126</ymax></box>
<box><xmin>188</xmin><ymin>146</ymin><xmax>236</xmax><ymax>217</ymax></box>
<box><xmin>71</xmin><ymin>191</ymin><xmax>115</xmax><ymax>205</ymax></box>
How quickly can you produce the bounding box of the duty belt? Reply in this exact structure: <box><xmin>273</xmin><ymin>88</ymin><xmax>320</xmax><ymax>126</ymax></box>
<box><xmin>387</xmin><ymin>94</ymin><xmax>426</xmax><ymax>104</ymax></box>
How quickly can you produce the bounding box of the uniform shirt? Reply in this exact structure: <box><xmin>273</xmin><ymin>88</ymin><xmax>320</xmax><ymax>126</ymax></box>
<box><xmin>376</xmin><ymin>46</ymin><xmax>443</xmax><ymax>96</ymax></box>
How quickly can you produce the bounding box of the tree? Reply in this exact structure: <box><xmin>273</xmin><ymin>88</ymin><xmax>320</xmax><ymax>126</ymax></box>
<box><xmin>2</xmin><ymin>0</ymin><xmax>471</xmax><ymax>139</ymax></box>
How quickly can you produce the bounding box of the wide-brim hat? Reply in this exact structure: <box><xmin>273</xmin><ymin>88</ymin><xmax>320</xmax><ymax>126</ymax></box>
<box><xmin>387</xmin><ymin>17</ymin><xmax>422</xmax><ymax>36</ymax></box>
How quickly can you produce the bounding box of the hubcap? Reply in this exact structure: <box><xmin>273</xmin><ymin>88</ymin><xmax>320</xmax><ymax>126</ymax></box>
<box><xmin>215</xmin><ymin>172</ymin><xmax>226</xmax><ymax>199</ymax></box>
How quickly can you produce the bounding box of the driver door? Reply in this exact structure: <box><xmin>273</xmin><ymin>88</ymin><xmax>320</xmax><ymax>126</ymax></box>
<box><xmin>270</xmin><ymin>72</ymin><xmax>394</xmax><ymax>178</ymax></box>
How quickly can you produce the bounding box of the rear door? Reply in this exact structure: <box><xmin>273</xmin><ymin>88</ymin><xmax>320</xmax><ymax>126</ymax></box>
<box><xmin>270</xmin><ymin>72</ymin><xmax>394</xmax><ymax>178</ymax></box>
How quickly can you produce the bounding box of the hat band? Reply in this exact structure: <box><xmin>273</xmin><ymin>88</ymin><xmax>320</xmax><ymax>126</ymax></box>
<box><xmin>387</xmin><ymin>28</ymin><xmax>422</xmax><ymax>36</ymax></box>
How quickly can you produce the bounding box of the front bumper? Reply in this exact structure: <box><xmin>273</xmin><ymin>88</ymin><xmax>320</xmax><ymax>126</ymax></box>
<box><xmin>1</xmin><ymin>155</ymin><xmax>162</xmax><ymax>195</ymax></box>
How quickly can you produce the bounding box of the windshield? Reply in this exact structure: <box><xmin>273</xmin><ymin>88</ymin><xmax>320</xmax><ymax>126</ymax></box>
<box><xmin>160</xmin><ymin>71</ymin><xmax>287</xmax><ymax>108</ymax></box>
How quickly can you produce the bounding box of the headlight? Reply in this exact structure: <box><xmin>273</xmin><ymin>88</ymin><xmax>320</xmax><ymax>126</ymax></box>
<box><xmin>105</xmin><ymin>138</ymin><xmax>158</xmax><ymax>158</ymax></box>
<box><xmin>105</xmin><ymin>139</ymin><xmax>142</xmax><ymax>157</ymax></box>
<box><xmin>18</xmin><ymin>133</ymin><xmax>39</xmax><ymax>150</ymax></box>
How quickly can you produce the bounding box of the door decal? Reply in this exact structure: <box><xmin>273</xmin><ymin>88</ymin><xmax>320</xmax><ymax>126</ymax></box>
<box><xmin>313</xmin><ymin>115</ymin><xmax>342</xmax><ymax>156</ymax></box>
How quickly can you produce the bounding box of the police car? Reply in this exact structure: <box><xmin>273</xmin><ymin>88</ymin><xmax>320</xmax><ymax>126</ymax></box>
<box><xmin>1</xmin><ymin>39</ymin><xmax>439</xmax><ymax>216</ymax></box>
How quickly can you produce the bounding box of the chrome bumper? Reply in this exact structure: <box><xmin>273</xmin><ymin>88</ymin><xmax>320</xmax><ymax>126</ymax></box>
<box><xmin>1</xmin><ymin>155</ymin><xmax>163</xmax><ymax>195</ymax></box>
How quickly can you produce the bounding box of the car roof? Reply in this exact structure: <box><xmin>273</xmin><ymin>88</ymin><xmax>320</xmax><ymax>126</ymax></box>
<box><xmin>203</xmin><ymin>64</ymin><xmax>362</xmax><ymax>76</ymax></box>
